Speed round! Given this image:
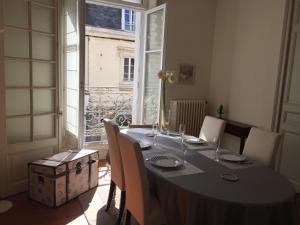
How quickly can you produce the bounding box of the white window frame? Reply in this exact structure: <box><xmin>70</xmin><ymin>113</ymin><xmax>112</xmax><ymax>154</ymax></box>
<box><xmin>123</xmin><ymin>57</ymin><xmax>135</xmax><ymax>82</ymax></box>
<box><xmin>122</xmin><ymin>9</ymin><xmax>136</xmax><ymax>32</ymax></box>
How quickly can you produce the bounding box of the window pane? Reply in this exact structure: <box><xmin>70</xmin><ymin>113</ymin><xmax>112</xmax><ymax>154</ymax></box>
<box><xmin>32</xmin><ymin>4</ymin><xmax>54</xmax><ymax>33</ymax></box>
<box><xmin>32</xmin><ymin>33</ymin><xmax>54</xmax><ymax>60</ymax></box>
<box><xmin>33</xmin><ymin>90</ymin><xmax>55</xmax><ymax>114</ymax></box>
<box><xmin>124</xmin><ymin>58</ymin><xmax>129</xmax><ymax>65</ymax></box>
<box><xmin>5</xmin><ymin>60</ymin><xmax>30</xmax><ymax>87</ymax></box>
<box><xmin>4</xmin><ymin>0</ymin><xmax>28</xmax><ymax>28</ymax></box>
<box><xmin>6</xmin><ymin>89</ymin><xmax>30</xmax><ymax>116</ymax></box>
<box><xmin>146</xmin><ymin>9</ymin><xmax>164</xmax><ymax>51</ymax></box>
<box><xmin>33</xmin><ymin>62</ymin><xmax>55</xmax><ymax>87</ymax></box>
<box><xmin>4</xmin><ymin>30</ymin><xmax>29</xmax><ymax>58</ymax></box>
<box><xmin>143</xmin><ymin>52</ymin><xmax>161</xmax><ymax>124</ymax></box>
<box><xmin>6</xmin><ymin>117</ymin><xmax>31</xmax><ymax>144</ymax></box>
<box><xmin>34</xmin><ymin>115</ymin><xmax>55</xmax><ymax>140</ymax></box>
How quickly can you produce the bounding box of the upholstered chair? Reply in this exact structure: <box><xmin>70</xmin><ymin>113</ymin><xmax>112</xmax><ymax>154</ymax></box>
<box><xmin>103</xmin><ymin>119</ymin><xmax>125</xmax><ymax>225</ymax></box>
<box><xmin>117</xmin><ymin>133</ymin><xmax>165</xmax><ymax>225</ymax></box>
<box><xmin>243</xmin><ymin>127</ymin><xmax>281</xmax><ymax>167</ymax></box>
<box><xmin>199</xmin><ymin>115</ymin><xmax>226</xmax><ymax>143</ymax></box>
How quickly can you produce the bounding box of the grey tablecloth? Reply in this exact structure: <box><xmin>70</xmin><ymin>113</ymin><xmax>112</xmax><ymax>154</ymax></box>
<box><xmin>124</xmin><ymin>128</ymin><xmax>296</xmax><ymax>225</ymax></box>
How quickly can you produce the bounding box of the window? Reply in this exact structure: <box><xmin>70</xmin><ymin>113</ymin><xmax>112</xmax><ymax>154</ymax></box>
<box><xmin>123</xmin><ymin>57</ymin><xmax>135</xmax><ymax>81</ymax></box>
<box><xmin>122</xmin><ymin>9</ymin><xmax>136</xmax><ymax>32</ymax></box>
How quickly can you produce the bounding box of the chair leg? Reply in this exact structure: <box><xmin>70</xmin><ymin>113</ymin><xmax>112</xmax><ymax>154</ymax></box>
<box><xmin>125</xmin><ymin>210</ymin><xmax>131</xmax><ymax>225</ymax></box>
<box><xmin>105</xmin><ymin>180</ymin><xmax>116</xmax><ymax>211</ymax></box>
<box><xmin>115</xmin><ymin>191</ymin><xmax>126</xmax><ymax>225</ymax></box>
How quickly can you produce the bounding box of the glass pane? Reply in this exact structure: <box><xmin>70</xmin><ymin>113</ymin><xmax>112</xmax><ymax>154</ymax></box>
<box><xmin>33</xmin><ymin>62</ymin><xmax>55</xmax><ymax>87</ymax></box>
<box><xmin>5</xmin><ymin>89</ymin><xmax>30</xmax><ymax>116</ymax></box>
<box><xmin>32</xmin><ymin>33</ymin><xmax>54</xmax><ymax>60</ymax></box>
<box><xmin>4</xmin><ymin>30</ymin><xmax>29</xmax><ymax>58</ymax></box>
<box><xmin>6</xmin><ymin>117</ymin><xmax>31</xmax><ymax>144</ymax></box>
<box><xmin>33</xmin><ymin>90</ymin><xmax>55</xmax><ymax>114</ymax></box>
<box><xmin>34</xmin><ymin>115</ymin><xmax>55</xmax><ymax>140</ymax></box>
<box><xmin>5</xmin><ymin>60</ymin><xmax>30</xmax><ymax>87</ymax></box>
<box><xmin>4</xmin><ymin>0</ymin><xmax>28</xmax><ymax>28</ymax></box>
<box><xmin>146</xmin><ymin>9</ymin><xmax>164</xmax><ymax>51</ymax></box>
<box><xmin>32</xmin><ymin>4</ymin><xmax>54</xmax><ymax>33</ymax></box>
<box><xmin>143</xmin><ymin>52</ymin><xmax>161</xmax><ymax>124</ymax></box>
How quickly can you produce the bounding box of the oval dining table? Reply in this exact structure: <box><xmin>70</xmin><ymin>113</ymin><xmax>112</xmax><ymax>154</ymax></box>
<box><xmin>122</xmin><ymin>128</ymin><xmax>296</xmax><ymax>225</ymax></box>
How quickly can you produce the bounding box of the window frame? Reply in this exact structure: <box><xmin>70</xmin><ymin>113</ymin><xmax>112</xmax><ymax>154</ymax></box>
<box><xmin>123</xmin><ymin>56</ymin><xmax>135</xmax><ymax>82</ymax></box>
<box><xmin>122</xmin><ymin>9</ymin><xmax>136</xmax><ymax>32</ymax></box>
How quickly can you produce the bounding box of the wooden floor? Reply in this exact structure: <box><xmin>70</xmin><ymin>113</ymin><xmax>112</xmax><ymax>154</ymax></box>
<box><xmin>0</xmin><ymin>161</ymin><xmax>300</xmax><ymax>225</ymax></box>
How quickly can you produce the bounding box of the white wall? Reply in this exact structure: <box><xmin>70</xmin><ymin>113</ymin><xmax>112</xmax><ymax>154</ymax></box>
<box><xmin>164</xmin><ymin>0</ymin><xmax>217</xmax><ymax>106</ymax></box>
<box><xmin>208</xmin><ymin>0</ymin><xmax>286</xmax><ymax>129</ymax></box>
<box><xmin>208</xmin><ymin>0</ymin><xmax>286</xmax><ymax>151</ymax></box>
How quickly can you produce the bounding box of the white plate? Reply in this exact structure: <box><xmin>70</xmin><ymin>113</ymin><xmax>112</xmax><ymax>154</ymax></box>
<box><xmin>185</xmin><ymin>137</ymin><xmax>206</xmax><ymax>145</ymax></box>
<box><xmin>219</xmin><ymin>153</ymin><xmax>246</xmax><ymax>162</ymax></box>
<box><xmin>150</xmin><ymin>155</ymin><xmax>183</xmax><ymax>168</ymax></box>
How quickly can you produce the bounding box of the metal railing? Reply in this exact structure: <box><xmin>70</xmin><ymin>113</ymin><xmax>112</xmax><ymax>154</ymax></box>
<box><xmin>84</xmin><ymin>87</ymin><xmax>133</xmax><ymax>143</ymax></box>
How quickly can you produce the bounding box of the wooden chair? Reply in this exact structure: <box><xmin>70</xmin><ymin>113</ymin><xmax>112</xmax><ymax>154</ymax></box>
<box><xmin>199</xmin><ymin>115</ymin><xmax>226</xmax><ymax>143</ymax></box>
<box><xmin>128</xmin><ymin>124</ymin><xmax>153</xmax><ymax>129</ymax></box>
<box><xmin>103</xmin><ymin>119</ymin><xmax>125</xmax><ymax>225</ymax></box>
<box><xmin>117</xmin><ymin>133</ymin><xmax>165</xmax><ymax>225</ymax></box>
<box><xmin>243</xmin><ymin>127</ymin><xmax>281</xmax><ymax>167</ymax></box>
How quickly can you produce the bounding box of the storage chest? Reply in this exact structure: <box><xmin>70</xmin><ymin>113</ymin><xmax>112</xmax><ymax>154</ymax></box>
<box><xmin>28</xmin><ymin>149</ymin><xmax>99</xmax><ymax>207</ymax></box>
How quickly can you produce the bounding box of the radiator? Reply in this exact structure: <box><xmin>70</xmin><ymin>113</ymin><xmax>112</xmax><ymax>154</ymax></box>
<box><xmin>169</xmin><ymin>100</ymin><xmax>206</xmax><ymax>137</ymax></box>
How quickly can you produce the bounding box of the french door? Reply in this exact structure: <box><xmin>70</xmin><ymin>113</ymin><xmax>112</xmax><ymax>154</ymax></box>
<box><xmin>0</xmin><ymin>0</ymin><xmax>60</xmax><ymax>197</ymax></box>
<box><xmin>136</xmin><ymin>4</ymin><xmax>166</xmax><ymax>124</ymax></box>
<box><xmin>278</xmin><ymin>0</ymin><xmax>300</xmax><ymax>193</ymax></box>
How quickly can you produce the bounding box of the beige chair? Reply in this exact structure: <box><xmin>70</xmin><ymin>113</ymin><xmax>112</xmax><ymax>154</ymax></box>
<box><xmin>103</xmin><ymin>119</ymin><xmax>125</xmax><ymax>225</ymax></box>
<box><xmin>199</xmin><ymin>115</ymin><xmax>226</xmax><ymax>143</ymax></box>
<box><xmin>243</xmin><ymin>127</ymin><xmax>281</xmax><ymax>167</ymax></box>
<box><xmin>117</xmin><ymin>133</ymin><xmax>165</xmax><ymax>225</ymax></box>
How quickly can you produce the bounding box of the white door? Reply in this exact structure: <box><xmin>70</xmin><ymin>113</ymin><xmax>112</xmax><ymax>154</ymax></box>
<box><xmin>136</xmin><ymin>4</ymin><xmax>166</xmax><ymax>124</ymax></box>
<box><xmin>0</xmin><ymin>0</ymin><xmax>60</xmax><ymax>197</ymax></box>
<box><xmin>62</xmin><ymin>0</ymin><xmax>85</xmax><ymax>149</ymax></box>
<box><xmin>279</xmin><ymin>0</ymin><xmax>300</xmax><ymax>193</ymax></box>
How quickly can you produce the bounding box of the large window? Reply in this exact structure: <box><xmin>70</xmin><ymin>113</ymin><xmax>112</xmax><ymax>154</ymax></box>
<box><xmin>123</xmin><ymin>57</ymin><xmax>134</xmax><ymax>81</ymax></box>
<box><xmin>122</xmin><ymin>9</ymin><xmax>136</xmax><ymax>32</ymax></box>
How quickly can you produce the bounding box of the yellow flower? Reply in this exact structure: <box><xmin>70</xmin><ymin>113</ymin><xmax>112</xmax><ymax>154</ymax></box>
<box><xmin>157</xmin><ymin>70</ymin><xmax>166</xmax><ymax>80</ymax></box>
<box><xmin>166</xmin><ymin>71</ymin><xmax>177</xmax><ymax>84</ymax></box>
<box><xmin>157</xmin><ymin>70</ymin><xmax>177</xmax><ymax>83</ymax></box>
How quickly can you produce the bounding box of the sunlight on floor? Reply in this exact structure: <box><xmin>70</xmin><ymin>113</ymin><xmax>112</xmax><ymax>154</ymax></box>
<box><xmin>66</xmin><ymin>214</ymin><xmax>89</xmax><ymax>225</ymax></box>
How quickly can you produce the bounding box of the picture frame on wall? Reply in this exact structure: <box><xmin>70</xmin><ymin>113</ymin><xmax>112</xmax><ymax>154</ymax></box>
<box><xmin>178</xmin><ymin>64</ymin><xmax>195</xmax><ymax>84</ymax></box>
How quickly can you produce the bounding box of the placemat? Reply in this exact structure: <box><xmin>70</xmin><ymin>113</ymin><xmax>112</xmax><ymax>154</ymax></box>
<box><xmin>198</xmin><ymin>149</ymin><xmax>261</xmax><ymax>170</ymax></box>
<box><xmin>143</xmin><ymin>151</ymin><xmax>204</xmax><ymax>178</ymax></box>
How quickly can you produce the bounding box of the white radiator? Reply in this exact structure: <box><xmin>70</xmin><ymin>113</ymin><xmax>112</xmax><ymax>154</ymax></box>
<box><xmin>169</xmin><ymin>100</ymin><xmax>206</xmax><ymax>137</ymax></box>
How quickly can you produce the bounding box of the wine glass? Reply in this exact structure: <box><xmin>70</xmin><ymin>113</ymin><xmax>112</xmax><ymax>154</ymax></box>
<box><xmin>152</xmin><ymin>123</ymin><xmax>158</xmax><ymax>147</ymax></box>
<box><xmin>179</xmin><ymin>124</ymin><xmax>186</xmax><ymax>163</ymax></box>
<box><xmin>212</xmin><ymin>137</ymin><xmax>221</xmax><ymax>162</ymax></box>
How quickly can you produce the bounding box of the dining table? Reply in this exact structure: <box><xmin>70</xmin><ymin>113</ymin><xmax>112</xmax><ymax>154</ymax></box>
<box><xmin>122</xmin><ymin>128</ymin><xmax>296</xmax><ymax>225</ymax></box>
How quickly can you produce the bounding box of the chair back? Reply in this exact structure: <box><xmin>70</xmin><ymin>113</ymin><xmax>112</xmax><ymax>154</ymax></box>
<box><xmin>103</xmin><ymin>119</ymin><xmax>125</xmax><ymax>190</ymax></box>
<box><xmin>243</xmin><ymin>127</ymin><xmax>281</xmax><ymax>167</ymax></box>
<box><xmin>199</xmin><ymin>116</ymin><xmax>226</xmax><ymax>143</ymax></box>
<box><xmin>117</xmin><ymin>133</ymin><xmax>150</xmax><ymax>225</ymax></box>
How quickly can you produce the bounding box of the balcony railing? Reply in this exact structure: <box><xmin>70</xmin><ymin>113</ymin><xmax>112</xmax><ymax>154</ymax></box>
<box><xmin>84</xmin><ymin>87</ymin><xmax>133</xmax><ymax>143</ymax></box>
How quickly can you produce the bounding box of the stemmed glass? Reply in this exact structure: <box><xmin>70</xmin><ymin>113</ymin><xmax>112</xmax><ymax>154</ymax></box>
<box><xmin>212</xmin><ymin>137</ymin><xmax>221</xmax><ymax>162</ymax></box>
<box><xmin>152</xmin><ymin>123</ymin><xmax>158</xmax><ymax>147</ymax></box>
<box><xmin>179</xmin><ymin>124</ymin><xmax>186</xmax><ymax>164</ymax></box>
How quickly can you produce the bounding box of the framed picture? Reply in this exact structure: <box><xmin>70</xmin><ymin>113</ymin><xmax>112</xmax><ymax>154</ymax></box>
<box><xmin>178</xmin><ymin>64</ymin><xmax>195</xmax><ymax>84</ymax></box>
